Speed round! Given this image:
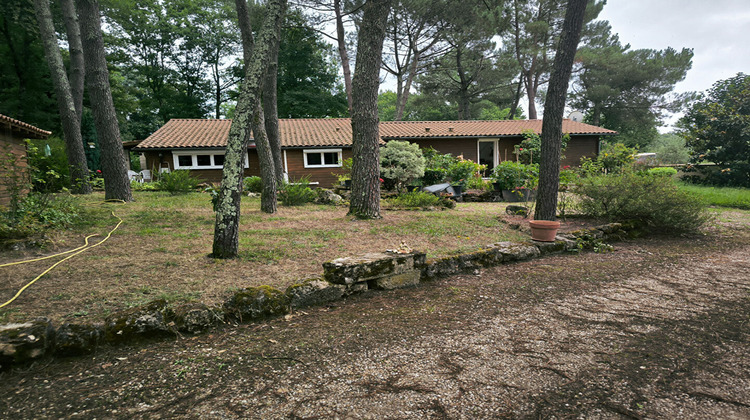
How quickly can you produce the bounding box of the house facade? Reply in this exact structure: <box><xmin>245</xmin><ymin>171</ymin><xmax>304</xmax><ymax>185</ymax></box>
<box><xmin>133</xmin><ymin>118</ymin><xmax>616</xmax><ymax>187</ymax></box>
<box><xmin>0</xmin><ymin>114</ymin><xmax>51</xmax><ymax>206</ymax></box>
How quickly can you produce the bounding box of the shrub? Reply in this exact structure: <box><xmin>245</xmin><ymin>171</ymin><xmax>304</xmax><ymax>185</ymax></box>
<box><xmin>583</xmin><ymin>142</ymin><xmax>638</xmax><ymax>175</ymax></box>
<box><xmin>420</xmin><ymin>147</ymin><xmax>456</xmax><ymax>185</ymax></box>
<box><xmin>279</xmin><ymin>176</ymin><xmax>316</xmax><ymax>206</ymax></box>
<box><xmin>514</xmin><ymin>130</ymin><xmax>569</xmax><ymax>164</ymax></box>
<box><xmin>491</xmin><ymin>161</ymin><xmax>538</xmax><ymax>190</ymax></box>
<box><xmin>446</xmin><ymin>159</ymin><xmax>483</xmax><ymax>186</ymax></box>
<box><xmin>1</xmin><ymin>193</ymin><xmax>82</xmax><ymax>239</ymax></box>
<box><xmin>647</xmin><ymin>167</ymin><xmax>678</xmax><ymax>177</ymax></box>
<box><xmin>243</xmin><ymin>176</ymin><xmax>263</xmax><ymax>193</ymax></box>
<box><xmin>26</xmin><ymin>138</ymin><xmax>71</xmax><ymax>193</ymax></box>
<box><xmin>574</xmin><ymin>172</ymin><xmax>710</xmax><ymax>233</ymax></box>
<box><xmin>380</xmin><ymin>141</ymin><xmax>426</xmax><ymax>189</ymax></box>
<box><xmin>466</xmin><ymin>176</ymin><xmax>492</xmax><ymax>191</ymax></box>
<box><xmin>157</xmin><ymin>170</ymin><xmax>201</xmax><ymax>194</ymax></box>
<box><xmin>389</xmin><ymin>191</ymin><xmax>454</xmax><ymax>209</ymax></box>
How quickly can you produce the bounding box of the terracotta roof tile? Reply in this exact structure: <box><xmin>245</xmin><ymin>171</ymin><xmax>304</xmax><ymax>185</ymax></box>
<box><xmin>0</xmin><ymin>114</ymin><xmax>52</xmax><ymax>139</ymax></box>
<box><xmin>135</xmin><ymin>118</ymin><xmax>617</xmax><ymax>150</ymax></box>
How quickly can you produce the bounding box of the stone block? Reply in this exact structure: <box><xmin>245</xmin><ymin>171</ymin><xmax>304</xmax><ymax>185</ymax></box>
<box><xmin>224</xmin><ymin>285</ymin><xmax>290</xmax><ymax>322</ymax></box>
<box><xmin>104</xmin><ymin>299</ymin><xmax>173</xmax><ymax>343</ymax></box>
<box><xmin>486</xmin><ymin>242</ymin><xmax>541</xmax><ymax>261</ymax></box>
<box><xmin>55</xmin><ymin>323</ymin><xmax>103</xmax><ymax>356</ymax></box>
<box><xmin>0</xmin><ymin>318</ymin><xmax>54</xmax><ymax>369</ymax></box>
<box><xmin>370</xmin><ymin>270</ymin><xmax>421</xmax><ymax>290</ymax></box>
<box><xmin>323</xmin><ymin>252</ymin><xmax>426</xmax><ymax>285</ymax></box>
<box><xmin>173</xmin><ymin>303</ymin><xmax>223</xmax><ymax>334</ymax></box>
<box><xmin>286</xmin><ymin>278</ymin><xmax>346</xmax><ymax>309</ymax></box>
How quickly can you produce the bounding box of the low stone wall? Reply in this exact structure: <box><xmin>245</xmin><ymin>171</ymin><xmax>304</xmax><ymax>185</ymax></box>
<box><xmin>0</xmin><ymin>221</ymin><xmax>636</xmax><ymax>370</ymax></box>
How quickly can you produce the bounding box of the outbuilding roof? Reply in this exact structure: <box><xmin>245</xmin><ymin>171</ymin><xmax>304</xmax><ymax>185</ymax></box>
<box><xmin>0</xmin><ymin>114</ymin><xmax>52</xmax><ymax>139</ymax></box>
<box><xmin>134</xmin><ymin>118</ymin><xmax>617</xmax><ymax>150</ymax></box>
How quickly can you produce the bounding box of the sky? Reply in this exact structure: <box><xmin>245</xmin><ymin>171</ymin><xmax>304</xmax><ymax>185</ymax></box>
<box><xmin>597</xmin><ymin>0</ymin><xmax>750</xmax><ymax>130</ymax></box>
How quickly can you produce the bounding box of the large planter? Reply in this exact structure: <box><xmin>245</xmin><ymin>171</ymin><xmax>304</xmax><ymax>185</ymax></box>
<box><xmin>451</xmin><ymin>185</ymin><xmax>463</xmax><ymax>197</ymax></box>
<box><xmin>529</xmin><ymin>220</ymin><xmax>561</xmax><ymax>242</ymax></box>
<box><xmin>502</xmin><ymin>188</ymin><xmax>534</xmax><ymax>202</ymax></box>
<box><xmin>492</xmin><ymin>182</ymin><xmax>503</xmax><ymax>192</ymax></box>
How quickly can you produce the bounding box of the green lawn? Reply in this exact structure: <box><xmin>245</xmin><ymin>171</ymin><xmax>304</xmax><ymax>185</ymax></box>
<box><xmin>677</xmin><ymin>182</ymin><xmax>750</xmax><ymax>210</ymax></box>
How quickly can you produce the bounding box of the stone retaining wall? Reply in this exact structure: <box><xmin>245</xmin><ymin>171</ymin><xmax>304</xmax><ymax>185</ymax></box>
<box><xmin>0</xmin><ymin>221</ymin><xmax>636</xmax><ymax>370</ymax></box>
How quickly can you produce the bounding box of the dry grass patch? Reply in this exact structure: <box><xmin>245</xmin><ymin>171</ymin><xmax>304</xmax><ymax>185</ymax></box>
<box><xmin>0</xmin><ymin>191</ymin><xmax>526</xmax><ymax>323</ymax></box>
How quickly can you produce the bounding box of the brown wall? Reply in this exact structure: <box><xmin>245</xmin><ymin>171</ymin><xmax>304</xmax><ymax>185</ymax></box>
<box><xmin>562</xmin><ymin>136</ymin><xmax>599</xmax><ymax>167</ymax></box>
<box><xmin>0</xmin><ymin>131</ymin><xmax>30</xmax><ymax>206</ymax></box>
<box><xmin>142</xmin><ymin>149</ymin><xmax>261</xmax><ymax>184</ymax></box>
<box><xmin>285</xmin><ymin>148</ymin><xmax>353</xmax><ymax>188</ymax></box>
<box><xmin>408</xmin><ymin>138</ymin><xmax>479</xmax><ymax>162</ymax></box>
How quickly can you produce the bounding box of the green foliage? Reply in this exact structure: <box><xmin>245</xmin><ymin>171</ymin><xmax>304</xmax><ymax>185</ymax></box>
<box><xmin>648</xmin><ymin>167</ymin><xmax>678</xmax><ymax>177</ymax></box>
<box><xmin>129</xmin><ymin>152</ymin><xmax>142</xmax><ymax>172</ymax></box>
<box><xmin>557</xmin><ymin>168</ymin><xmax>579</xmax><ymax>220</ymax></box>
<box><xmin>680</xmin><ymin>73</ymin><xmax>750</xmax><ymax>187</ymax></box>
<box><xmin>446</xmin><ymin>159</ymin><xmax>483</xmax><ymax>187</ymax></box>
<box><xmin>380</xmin><ymin>141</ymin><xmax>426</xmax><ymax>189</ymax></box>
<box><xmin>514</xmin><ymin>130</ymin><xmax>568</xmax><ymax>165</ymax></box>
<box><xmin>279</xmin><ymin>177</ymin><xmax>316</xmax><ymax>206</ymax></box>
<box><xmin>645</xmin><ymin>133</ymin><xmax>690</xmax><ymax>164</ymax></box>
<box><xmin>130</xmin><ymin>180</ymin><xmax>158</xmax><ymax>191</ymax></box>
<box><xmin>243</xmin><ymin>176</ymin><xmax>263</xmax><ymax>193</ymax></box>
<box><xmin>390</xmin><ymin>191</ymin><xmax>440</xmax><ymax>208</ymax></box>
<box><xmin>491</xmin><ymin>161</ymin><xmax>539</xmax><ymax>190</ymax></box>
<box><xmin>574</xmin><ymin>172</ymin><xmax>710</xmax><ymax>233</ymax></box>
<box><xmin>420</xmin><ymin>147</ymin><xmax>457</xmax><ymax>185</ymax></box>
<box><xmin>157</xmin><ymin>170</ymin><xmax>201</xmax><ymax>194</ymax></box>
<box><xmin>466</xmin><ymin>176</ymin><xmax>492</xmax><ymax>191</ymax></box>
<box><xmin>580</xmin><ymin>142</ymin><xmax>637</xmax><ymax>175</ymax></box>
<box><xmin>676</xmin><ymin>182</ymin><xmax>750</xmax><ymax>210</ymax></box>
<box><xmin>0</xmin><ymin>193</ymin><xmax>82</xmax><ymax>239</ymax></box>
<box><xmin>26</xmin><ymin>138</ymin><xmax>71</xmax><ymax>193</ymax></box>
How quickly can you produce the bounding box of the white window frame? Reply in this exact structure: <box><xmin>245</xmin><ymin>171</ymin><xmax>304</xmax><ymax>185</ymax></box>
<box><xmin>172</xmin><ymin>150</ymin><xmax>248</xmax><ymax>170</ymax></box>
<box><xmin>303</xmin><ymin>148</ymin><xmax>343</xmax><ymax>168</ymax></box>
<box><xmin>477</xmin><ymin>139</ymin><xmax>499</xmax><ymax>176</ymax></box>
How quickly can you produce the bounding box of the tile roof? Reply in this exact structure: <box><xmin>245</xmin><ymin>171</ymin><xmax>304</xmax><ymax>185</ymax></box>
<box><xmin>135</xmin><ymin>118</ymin><xmax>617</xmax><ymax>150</ymax></box>
<box><xmin>0</xmin><ymin>114</ymin><xmax>52</xmax><ymax>139</ymax></box>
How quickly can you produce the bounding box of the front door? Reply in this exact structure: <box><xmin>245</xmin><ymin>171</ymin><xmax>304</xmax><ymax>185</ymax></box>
<box><xmin>478</xmin><ymin>140</ymin><xmax>498</xmax><ymax>177</ymax></box>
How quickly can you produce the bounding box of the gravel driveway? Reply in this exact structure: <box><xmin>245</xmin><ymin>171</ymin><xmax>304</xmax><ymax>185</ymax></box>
<box><xmin>2</xmin><ymin>227</ymin><xmax>749</xmax><ymax>419</ymax></box>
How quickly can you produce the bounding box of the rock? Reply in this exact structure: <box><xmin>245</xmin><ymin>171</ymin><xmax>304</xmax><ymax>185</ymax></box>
<box><xmin>224</xmin><ymin>286</ymin><xmax>290</xmax><ymax>322</ymax></box>
<box><xmin>286</xmin><ymin>278</ymin><xmax>345</xmax><ymax>309</ymax></box>
<box><xmin>345</xmin><ymin>282</ymin><xmax>368</xmax><ymax>295</ymax></box>
<box><xmin>54</xmin><ymin>323</ymin><xmax>103</xmax><ymax>356</ymax></box>
<box><xmin>505</xmin><ymin>205</ymin><xmax>528</xmax><ymax>216</ymax></box>
<box><xmin>0</xmin><ymin>318</ymin><xmax>55</xmax><ymax>369</ymax></box>
<box><xmin>486</xmin><ymin>241</ymin><xmax>541</xmax><ymax>262</ymax></box>
<box><xmin>370</xmin><ymin>270</ymin><xmax>421</xmax><ymax>290</ymax></box>
<box><xmin>172</xmin><ymin>303</ymin><xmax>223</xmax><ymax>334</ymax></box>
<box><xmin>315</xmin><ymin>189</ymin><xmax>344</xmax><ymax>205</ymax></box>
<box><xmin>323</xmin><ymin>252</ymin><xmax>427</xmax><ymax>285</ymax></box>
<box><xmin>104</xmin><ymin>299</ymin><xmax>173</xmax><ymax>343</ymax></box>
<box><xmin>533</xmin><ymin>239</ymin><xmax>568</xmax><ymax>255</ymax></box>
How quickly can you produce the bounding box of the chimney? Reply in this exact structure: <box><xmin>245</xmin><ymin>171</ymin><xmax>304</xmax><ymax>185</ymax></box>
<box><xmin>425</xmin><ymin>127</ymin><xmax>430</xmax><ymax>133</ymax></box>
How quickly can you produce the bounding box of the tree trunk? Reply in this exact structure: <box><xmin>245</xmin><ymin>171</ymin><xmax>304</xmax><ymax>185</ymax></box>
<box><xmin>59</xmin><ymin>0</ymin><xmax>84</xmax><ymax>123</ymax></box>
<box><xmin>534</xmin><ymin>0</ymin><xmax>588</xmax><ymax>221</ymax></box>
<box><xmin>253</xmin><ymin>103</ymin><xmax>277</xmax><ymax>213</ymax></box>
<box><xmin>213</xmin><ymin>0</ymin><xmax>285</xmax><ymax>258</ymax></box>
<box><xmin>32</xmin><ymin>0</ymin><xmax>91</xmax><ymax>194</ymax></box>
<box><xmin>334</xmin><ymin>0</ymin><xmax>353</xmax><ymax>113</ymax></box>
<box><xmin>77</xmin><ymin>0</ymin><xmax>132</xmax><ymax>202</ymax></box>
<box><xmin>263</xmin><ymin>32</ymin><xmax>284</xmax><ymax>185</ymax></box>
<box><xmin>509</xmin><ymin>74</ymin><xmax>523</xmax><ymax>119</ymax></box>
<box><xmin>525</xmin><ymin>71</ymin><xmax>538</xmax><ymax>119</ymax></box>
<box><xmin>348</xmin><ymin>0</ymin><xmax>391</xmax><ymax>219</ymax></box>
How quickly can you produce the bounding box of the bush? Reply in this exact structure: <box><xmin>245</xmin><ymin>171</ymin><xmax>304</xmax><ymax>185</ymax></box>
<box><xmin>26</xmin><ymin>138</ymin><xmax>71</xmax><ymax>193</ymax></box>
<box><xmin>466</xmin><ymin>176</ymin><xmax>492</xmax><ymax>191</ymax></box>
<box><xmin>514</xmin><ymin>130</ymin><xmax>569</xmax><ymax>164</ymax></box>
<box><xmin>420</xmin><ymin>147</ymin><xmax>456</xmax><ymax>185</ymax></box>
<box><xmin>380</xmin><ymin>141</ymin><xmax>425</xmax><ymax>190</ymax></box>
<box><xmin>389</xmin><ymin>191</ymin><xmax>454</xmax><ymax>209</ymax></box>
<box><xmin>446</xmin><ymin>159</ymin><xmax>483</xmax><ymax>186</ymax></box>
<box><xmin>243</xmin><ymin>176</ymin><xmax>263</xmax><ymax>193</ymax></box>
<box><xmin>648</xmin><ymin>167</ymin><xmax>678</xmax><ymax>177</ymax></box>
<box><xmin>574</xmin><ymin>172</ymin><xmax>710</xmax><ymax>233</ymax></box>
<box><xmin>491</xmin><ymin>161</ymin><xmax>538</xmax><ymax>190</ymax></box>
<box><xmin>157</xmin><ymin>170</ymin><xmax>201</xmax><ymax>194</ymax></box>
<box><xmin>279</xmin><ymin>176</ymin><xmax>316</xmax><ymax>206</ymax></box>
<box><xmin>1</xmin><ymin>193</ymin><xmax>82</xmax><ymax>239</ymax></box>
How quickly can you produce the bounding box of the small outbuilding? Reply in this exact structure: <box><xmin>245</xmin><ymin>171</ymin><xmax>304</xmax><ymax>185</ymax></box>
<box><xmin>0</xmin><ymin>114</ymin><xmax>51</xmax><ymax>206</ymax></box>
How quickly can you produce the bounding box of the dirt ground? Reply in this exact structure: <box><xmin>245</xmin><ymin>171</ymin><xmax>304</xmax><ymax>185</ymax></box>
<box><xmin>1</xmin><ymin>212</ymin><xmax>749</xmax><ymax>419</ymax></box>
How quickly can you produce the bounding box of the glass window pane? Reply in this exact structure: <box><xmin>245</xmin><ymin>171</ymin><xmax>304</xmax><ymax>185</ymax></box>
<box><xmin>213</xmin><ymin>154</ymin><xmax>225</xmax><ymax>166</ymax></box>
<box><xmin>196</xmin><ymin>155</ymin><xmax>211</xmax><ymax>166</ymax></box>
<box><xmin>178</xmin><ymin>155</ymin><xmax>192</xmax><ymax>167</ymax></box>
<box><xmin>306</xmin><ymin>153</ymin><xmax>322</xmax><ymax>166</ymax></box>
<box><xmin>324</xmin><ymin>152</ymin><xmax>339</xmax><ymax>165</ymax></box>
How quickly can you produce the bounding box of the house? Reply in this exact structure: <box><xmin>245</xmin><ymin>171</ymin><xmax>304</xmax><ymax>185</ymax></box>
<box><xmin>133</xmin><ymin>118</ymin><xmax>617</xmax><ymax>187</ymax></box>
<box><xmin>0</xmin><ymin>114</ymin><xmax>51</xmax><ymax>206</ymax></box>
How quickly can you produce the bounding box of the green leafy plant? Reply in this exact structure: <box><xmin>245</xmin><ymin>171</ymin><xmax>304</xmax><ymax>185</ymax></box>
<box><xmin>557</xmin><ymin>167</ymin><xmax>578</xmax><ymax>220</ymax></box>
<box><xmin>158</xmin><ymin>170</ymin><xmax>201</xmax><ymax>194</ymax></box>
<box><xmin>446</xmin><ymin>158</ymin><xmax>483</xmax><ymax>187</ymax></box>
<box><xmin>334</xmin><ymin>158</ymin><xmax>353</xmax><ymax>182</ymax></box>
<box><xmin>389</xmin><ymin>191</ymin><xmax>454</xmax><ymax>209</ymax></box>
<box><xmin>647</xmin><ymin>167</ymin><xmax>678</xmax><ymax>177</ymax></box>
<box><xmin>580</xmin><ymin>142</ymin><xmax>638</xmax><ymax>175</ymax></box>
<box><xmin>420</xmin><ymin>147</ymin><xmax>457</xmax><ymax>185</ymax></box>
<box><xmin>514</xmin><ymin>130</ymin><xmax>569</xmax><ymax>164</ymax></box>
<box><xmin>380</xmin><ymin>141</ymin><xmax>426</xmax><ymax>190</ymax></box>
<box><xmin>491</xmin><ymin>161</ymin><xmax>538</xmax><ymax>191</ymax></box>
<box><xmin>1</xmin><ymin>193</ymin><xmax>83</xmax><ymax>240</ymax></box>
<box><xmin>243</xmin><ymin>176</ymin><xmax>263</xmax><ymax>193</ymax></box>
<box><xmin>26</xmin><ymin>138</ymin><xmax>72</xmax><ymax>193</ymax></box>
<box><xmin>279</xmin><ymin>176</ymin><xmax>316</xmax><ymax>206</ymax></box>
<box><xmin>574</xmin><ymin>172</ymin><xmax>711</xmax><ymax>233</ymax></box>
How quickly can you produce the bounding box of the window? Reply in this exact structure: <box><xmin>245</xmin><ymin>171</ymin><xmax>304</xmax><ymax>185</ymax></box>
<box><xmin>173</xmin><ymin>151</ymin><xmax>247</xmax><ymax>170</ymax></box>
<box><xmin>303</xmin><ymin>149</ymin><xmax>342</xmax><ymax>168</ymax></box>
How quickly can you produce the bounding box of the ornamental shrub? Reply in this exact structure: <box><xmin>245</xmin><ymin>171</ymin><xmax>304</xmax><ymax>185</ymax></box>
<box><xmin>158</xmin><ymin>170</ymin><xmax>201</xmax><ymax>194</ymax></box>
<box><xmin>420</xmin><ymin>147</ymin><xmax>457</xmax><ymax>185</ymax></box>
<box><xmin>279</xmin><ymin>176</ymin><xmax>316</xmax><ymax>206</ymax></box>
<box><xmin>574</xmin><ymin>172</ymin><xmax>710</xmax><ymax>233</ymax></box>
<box><xmin>647</xmin><ymin>167</ymin><xmax>678</xmax><ymax>178</ymax></box>
<box><xmin>446</xmin><ymin>159</ymin><xmax>483</xmax><ymax>186</ymax></box>
<box><xmin>0</xmin><ymin>193</ymin><xmax>82</xmax><ymax>239</ymax></box>
<box><xmin>491</xmin><ymin>161</ymin><xmax>538</xmax><ymax>190</ymax></box>
<box><xmin>243</xmin><ymin>176</ymin><xmax>263</xmax><ymax>193</ymax></box>
<box><xmin>380</xmin><ymin>141</ymin><xmax>426</xmax><ymax>189</ymax></box>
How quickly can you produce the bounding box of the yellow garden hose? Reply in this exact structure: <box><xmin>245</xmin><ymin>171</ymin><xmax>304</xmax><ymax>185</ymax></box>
<box><xmin>0</xmin><ymin>210</ymin><xmax>123</xmax><ymax>309</ymax></box>
<box><xmin>0</xmin><ymin>234</ymin><xmax>99</xmax><ymax>268</ymax></box>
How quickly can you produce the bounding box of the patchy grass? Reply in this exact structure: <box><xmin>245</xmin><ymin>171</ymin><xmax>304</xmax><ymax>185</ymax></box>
<box><xmin>677</xmin><ymin>182</ymin><xmax>750</xmax><ymax>209</ymax></box>
<box><xmin>0</xmin><ymin>191</ymin><xmax>527</xmax><ymax>323</ymax></box>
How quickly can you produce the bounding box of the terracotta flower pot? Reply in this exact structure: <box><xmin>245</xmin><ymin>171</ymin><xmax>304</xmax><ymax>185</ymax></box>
<box><xmin>529</xmin><ymin>220</ymin><xmax>561</xmax><ymax>242</ymax></box>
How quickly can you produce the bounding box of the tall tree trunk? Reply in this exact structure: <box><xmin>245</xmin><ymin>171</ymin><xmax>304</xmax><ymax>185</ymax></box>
<box><xmin>525</xmin><ymin>71</ymin><xmax>538</xmax><ymax>119</ymax></box>
<box><xmin>348</xmin><ymin>0</ymin><xmax>391</xmax><ymax>219</ymax></box>
<box><xmin>263</xmin><ymin>32</ymin><xmax>284</xmax><ymax>185</ymax></box>
<box><xmin>213</xmin><ymin>0</ymin><xmax>285</xmax><ymax>258</ymax></box>
<box><xmin>253</xmin><ymin>103</ymin><xmax>277</xmax><ymax>213</ymax></box>
<box><xmin>334</xmin><ymin>0</ymin><xmax>353</xmax><ymax>113</ymax></box>
<box><xmin>534</xmin><ymin>0</ymin><xmax>588</xmax><ymax>221</ymax></box>
<box><xmin>77</xmin><ymin>0</ymin><xmax>132</xmax><ymax>202</ymax></box>
<box><xmin>32</xmin><ymin>0</ymin><xmax>91</xmax><ymax>194</ymax></box>
<box><xmin>509</xmin><ymin>74</ymin><xmax>523</xmax><ymax>119</ymax></box>
<box><xmin>59</xmin><ymin>0</ymin><xmax>85</xmax><ymax>122</ymax></box>
<box><xmin>395</xmin><ymin>52</ymin><xmax>419</xmax><ymax>121</ymax></box>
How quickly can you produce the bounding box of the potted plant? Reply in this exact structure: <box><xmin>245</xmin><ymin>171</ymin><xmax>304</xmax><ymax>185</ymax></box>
<box><xmin>447</xmin><ymin>158</ymin><xmax>481</xmax><ymax>197</ymax></box>
<box><xmin>492</xmin><ymin>161</ymin><xmax>538</xmax><ymax>202</ymax></box>
<box><xmin>334</xmin><ymin>158</ymin><xmax>353</xmax><ymax>188</ymax></box>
